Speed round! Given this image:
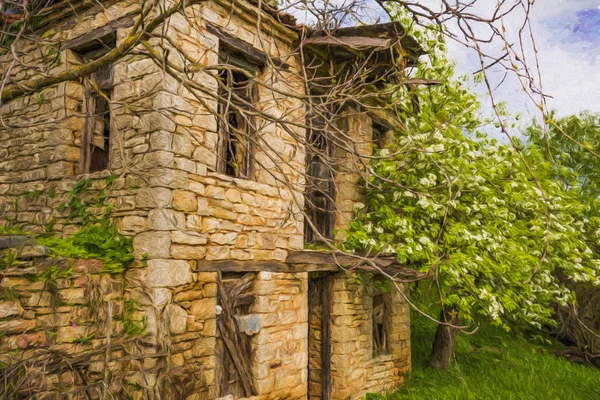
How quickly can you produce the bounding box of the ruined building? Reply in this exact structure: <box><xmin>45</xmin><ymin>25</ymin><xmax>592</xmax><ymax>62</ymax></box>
<box><xmin>0</xmin><ymin>0</ymin><xmax>422</xmax><ymax>398</ymax></box>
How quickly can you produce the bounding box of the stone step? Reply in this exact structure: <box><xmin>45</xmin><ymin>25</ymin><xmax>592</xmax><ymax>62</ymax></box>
<box><xmin>0</xmin><ymin>235</ymin><xmax>34</xmax><ymax>249</ymax></box>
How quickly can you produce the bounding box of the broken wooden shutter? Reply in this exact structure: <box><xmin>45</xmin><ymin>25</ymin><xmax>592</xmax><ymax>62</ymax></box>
<box><xmin>215</xmin><ymin>272</ymin><xmax>257</xmax><ymax>397</ymax></box>
<box><xmin>74</xmin><ymin>33</ymin><xmax>116</xmax><ymax>173</ymax></box>
<box><xmin>372</xmin><ymin>288</ymin><xmax>390</xmax><ymax>357</ymax></box>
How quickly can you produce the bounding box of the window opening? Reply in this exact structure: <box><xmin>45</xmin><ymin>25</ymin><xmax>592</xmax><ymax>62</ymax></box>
<box><xmin>372</xmin><ymin>120</ymin><xmax>386</xmax><ymax>149</ymax></box>
<box><xmin>217</xmin><ymin>47</ymin><xmax>259</xmax><ymax>178</ymax></box>
<box><xmin>372</xmin><ymin>292</ymin><xmax>389</xmax><ymax>356</ymax></box>
<box><xmin>76</xmin><ymin>34</ymin><xmax>116</xmax><ymax>173</ymax></box>
<box><xmin>305</xmin><ymin>116</ymin><xmax>335</xmax><ymax>242</ymax></box>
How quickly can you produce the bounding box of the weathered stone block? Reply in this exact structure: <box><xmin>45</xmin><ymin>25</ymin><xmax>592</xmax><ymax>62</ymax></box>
<box><xmin>121</xmin><ymin>215</ymin><xmax>148</xmax><ymax>233</ymax></box>
<box><xmin>204</xmin><ymin>185</ymin><xmax>224</xmax><ymax>200</ymax></box>
<box><xmin>202</xmin><ymin>217</ymin><xmax>220</xmax><ymax>233</ymax></box>
<box><xmin>189</xmin><ymin>181</ymin><xmax>205</xmax><ymax>195</ymax></box>
<box><xmin>58</xmin><ymin>288</ymin><xmax>86</xmax><ymax>305</ymax></box>
<box><xmin>171</xmin><ymin>231</ymin><xmax>207</xmax><ymax>245</ymax></box>
<box><xmin>210</xmin><ymin>232</ymin><xmax>237</xmax><ymax>245</ymax></box>
<box><xmin>148</xmin><ymin>209</ymin><xmax>186</xmax><ymax>230</ymax></box>
<box><xmin>189</xmin><ymin>298</ymin><xmax>215</xmax><ymax>320</ymax></box>
<box><xmin>172</xmin><ymin>190</ymin><xmax>197</xmax><ymax>211</ymax></box>
<box><xmin>171</xmin><ymin>244</ymin><xmax>207</xmax><ymax>260</ymax></box>
<box><xmin>146</xmin><ymin>259</ymin><xmax>193</xmax><ymax>287</ymax></box>
<box><xmin>0</xmin><ymin>300</ymin><xmax>23</xmax><ymax>318</ymax></box>
<box><xmin>149</xmin><ymin>168</ymin><xmax>188</xmax><ymax>189</ymax></box>
<box><xmin>56</xmin><ymin>326</ymin><xmax>90</xmax><ymax>343</ymax></box>
<box><xmin>0</xmin><ymin>319</ymin><xmax>38</xmax><ymax>334</ymax></box>
<box><xmin>205</xmin><ymin>245</ymin><xmax>230</xmax><ymax>260</ymax></box>
<box><xmin>47</xmin><ymin>161</ymin><xmax>74</xmax><ymax>179</ymax></box>
<box><xmin>185</xmin><ymin>214</ymin><xmax>203</xmax><ymax>231</ymax></box>
<box><xmin>133</xmin><ymin>231</ymin><xmax>171</xmax><ymax>259</ymax></box>
<box><xmin>136</xmin><ymin>187</ymin><xmax>173</xmax><ymax>208</ymax></box>
<box><xmin>166</xmin><ymin>303</ymin><xmax>188</xmax><ymax>334</ymax></box>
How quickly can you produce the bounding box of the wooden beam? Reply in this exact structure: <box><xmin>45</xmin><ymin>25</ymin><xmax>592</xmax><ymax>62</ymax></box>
<box><xmin>63</xmin><ymin>16</ymin><xmax>135</xmax><ymax>51</ymax></box>
<box><xmin>303</xmin><ymin>35</ymin><xmax>392</xmax><ymax>50</ymax></box>
<box><xmin>205</xmin><ymin>22</ymin><xmax>290</xmax><ymax>69</ymax></box>
<box><xmin>286</xmin><ymin>250</ymin><xmax>397</xmax><ymax>267</ymax></box>
<box><xmin>194</xmin><ymin>260</ymin><xmax>338</xmax><ymax>273</ymax></box>
<box><xmin>195</xmin><ymin>252</ymin><xmax>428</xmax><ymax>280</ymax></box>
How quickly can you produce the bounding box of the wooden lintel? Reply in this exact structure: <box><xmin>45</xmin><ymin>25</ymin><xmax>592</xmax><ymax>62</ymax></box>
<box><xmin>286</xmin><ymin>250</ymin><xmax>397</xmax><ymax>267</ymax></box>
<box><xmin>195</xmin><ymin>251</ymin><xmax>427</xmax><ymax>280</ymax></box>
<box><xmin>194</xmin><ymin>260</ymin><xmax>339</xmax><ymax>273</ymax></box>
<box><xmin>205</xmin><ymin>21</ymin><xmax>290</xmax><ymax>69</ymax></box>
<box><xmin>62</xmin><ymin>16</ymin><xmax>136</xmax><ymax>51</ymax></box>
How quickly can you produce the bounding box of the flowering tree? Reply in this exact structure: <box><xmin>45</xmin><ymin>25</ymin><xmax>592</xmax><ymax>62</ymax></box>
<box><xmin>343</xmin><ymin>12</ymin><xmax>600</xmax><ymax>369</ymax></box>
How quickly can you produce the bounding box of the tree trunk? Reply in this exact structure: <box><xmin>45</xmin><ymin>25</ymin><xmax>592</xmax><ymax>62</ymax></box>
<box><xmin>429</xmin><ymin>308</ymin><xmax>458</xmax><ymax>369</ymax></box>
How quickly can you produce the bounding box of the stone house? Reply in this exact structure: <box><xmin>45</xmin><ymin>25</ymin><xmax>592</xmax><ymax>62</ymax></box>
<box><xmin>0</xmin><ymin>0</ymin><xmax>422</xmax><ymax>398</ymax></box>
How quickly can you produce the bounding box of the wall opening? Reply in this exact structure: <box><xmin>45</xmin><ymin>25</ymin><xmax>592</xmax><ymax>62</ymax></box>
<box><xmin>372</xmin><ymin>288</ymin><xmax>390</xmax><ymax>357</ymax></box>
<box><xmin>216</xmin><ymin>46</ymin><xmax>259</xmax><ymax>179</ymax></box>
<box><xmin>305</xmin><ymin>117</ymin><xmax>335</xmax><ymax>242</ymax></box>
<box><xmin>73</xmin><ymin>33</ymin><xmax>116</xmax><ymax>174</ymax></box>
<box><xmin>308</xmin><ymin>273</ymin><xmax>331</xmax><ymax>400</ymax></box>
<box><xmin>215</xmin><ymin>272</ymin><xmax>257</xmax><ymax>398</ymax></box>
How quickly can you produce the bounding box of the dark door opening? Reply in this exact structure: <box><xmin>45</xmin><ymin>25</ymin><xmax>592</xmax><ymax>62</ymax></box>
<box><xmin>308</xmin><ymin>273</ymin><xmax>331</xmax><ymax>400</ymax></box>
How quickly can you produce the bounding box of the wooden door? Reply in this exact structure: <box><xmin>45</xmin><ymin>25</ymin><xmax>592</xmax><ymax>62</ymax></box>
<box><xmin>308</xmin><ymin>274</ymin><xmax>331</xmax><ymax>400</ymax></box>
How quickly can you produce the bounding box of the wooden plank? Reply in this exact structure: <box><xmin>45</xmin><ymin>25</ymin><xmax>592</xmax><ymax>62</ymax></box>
<box><xmin>63</xmin><ymin>16</ymin><xmax>135</xmax><ymax>51</ymax></box>
<box><xmin>322</xmin><ymin>275</ymin><xmax>332</xmax><ymax>400</ymax></box>
<box><xmin>194</xmin><ymin>260</ymin><xmax>339</xmax><ymax>273</ymax></box>
<box><xmin>195</xmin><ymin>254</ymin><xmax>428</xmax><ymax>279</ymax></box>
<box><xmin>286</xmin><ymin>250</ymin><xmax>397</xmax><ymax>267</ymax></box>
<box><xmin>205</xmin><ymin>21</ymin><xmax>289</xmax><ymax>69</ymax></box>
<box><xmin>233</xmin><ymin>293</ymin><xmax>255</xmax><ymax>308</ymax></box>
<box><xmin>304</xmin><ymin>35</ymin><xmax>392</xmax><ymax>49</ymax></box>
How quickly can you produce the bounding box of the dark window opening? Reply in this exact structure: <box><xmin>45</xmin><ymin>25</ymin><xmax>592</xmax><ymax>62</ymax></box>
<box><xmin>372</xmin><ymin>121</ymin><xmax>386</xmax><ymax>149</ymax></box>
<box><xmin>305</xmin><ymin>117</ymin><xmax>335</xmax><ymax>242</ymax></box>
<box><xmin>75</xmin><ymin>35</ymin><xmax>115</xmax><ymax>173</ymax></box>
<box><xmin>217</xmin><ymin>47</ymin><xmax>259</xmax><ymax>179</ymax></box>
<box><xmin>372</xmin><ymin>292</ymin><xmax>389</xmax><ymax>357</ymax></box>
<box><xmin>89</xmin><ymin>89</ymin><xmax>112</xmax><ymax>172</ymax></box>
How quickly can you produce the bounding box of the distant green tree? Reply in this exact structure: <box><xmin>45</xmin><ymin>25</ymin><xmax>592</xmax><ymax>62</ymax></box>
<box><xmin>525</xmin><ymin>111</ymin><xmax>600</xmax><ymax>199</ymax></box>
<box><xmin>524</xmin><ymin>112</ymin><xmax>600</xmax><ymax>361</ymax></box>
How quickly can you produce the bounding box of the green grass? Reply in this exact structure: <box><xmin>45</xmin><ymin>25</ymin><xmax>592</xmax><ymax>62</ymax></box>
<box><xmin>370</xmin><ymin>311</ymin><xmax>600</xmax><ymax>400</ymax></box>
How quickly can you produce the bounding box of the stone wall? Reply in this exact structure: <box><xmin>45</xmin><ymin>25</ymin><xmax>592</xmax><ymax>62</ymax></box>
<box><xmin>0</xmin><ymin>237</ymin><xmax>125</xmax><ymax>397</ymax></box>
<box><xmin>330</xmin><ymin>273</ymin><xmax>411</xmax><ymax>399</ymax></box>
<box><xmin>250</xmin><ymin>271</ymin><xmax>308</xmax><ymax>399</ymax></box>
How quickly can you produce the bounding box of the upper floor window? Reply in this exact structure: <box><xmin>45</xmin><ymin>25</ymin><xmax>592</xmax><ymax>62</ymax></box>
<box><xmin>372</xmin><ymin>119</ymin><xmax>392</xmax><ymax>150</ymax></box>
<box><xmin>304</xmin><ymin>117</ymin><xmax>335</xmax><ymax>242</ymax></box>
<box><xmin>75</xmin><ymin>34</ymin><xmax>116</xmax><ymax>173</ymax></box>
<box><xmin>216</xmin><ymin>47</ymin><xmax>259</xmax><ymax>179</ymax></box>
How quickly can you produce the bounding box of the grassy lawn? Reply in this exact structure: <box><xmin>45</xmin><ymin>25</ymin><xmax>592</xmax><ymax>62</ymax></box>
<box><xmin>369</xmin><ymin>311</ymin><xmax>600</xmax><ymax>400</ymax></box>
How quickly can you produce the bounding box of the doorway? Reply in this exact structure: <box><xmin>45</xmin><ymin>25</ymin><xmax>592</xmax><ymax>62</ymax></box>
<box><xmin>308</xmin><ymin>273</ymin><xmax>332</xmax><ymax>400</ymax></box>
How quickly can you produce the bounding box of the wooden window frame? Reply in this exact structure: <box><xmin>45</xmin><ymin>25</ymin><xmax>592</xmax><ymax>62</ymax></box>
<box><xmin>73</xmin><ymin>33</ymin><xmax>116</xmax><ymax>174</ymax></box>
<box><xmin>304</xmin><ymin>116</ymin><xmax>336</xmax><ymax>242</ymax></box>
<box><xmin>215</xmin><ymin>44</ymin><xmax>260</xmax><ymax>179</ymax></box>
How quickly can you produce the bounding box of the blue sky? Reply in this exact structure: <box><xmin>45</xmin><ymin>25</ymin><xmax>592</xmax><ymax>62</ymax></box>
<box><xmin>491</xmin><ymin>0</ymin><xmax>600</xmax><ymax>119</ymax></box>
<box><xmin>412</xmin><ymin>0</ymin><xmax>600</xmax><ymax>128</ymax></box>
